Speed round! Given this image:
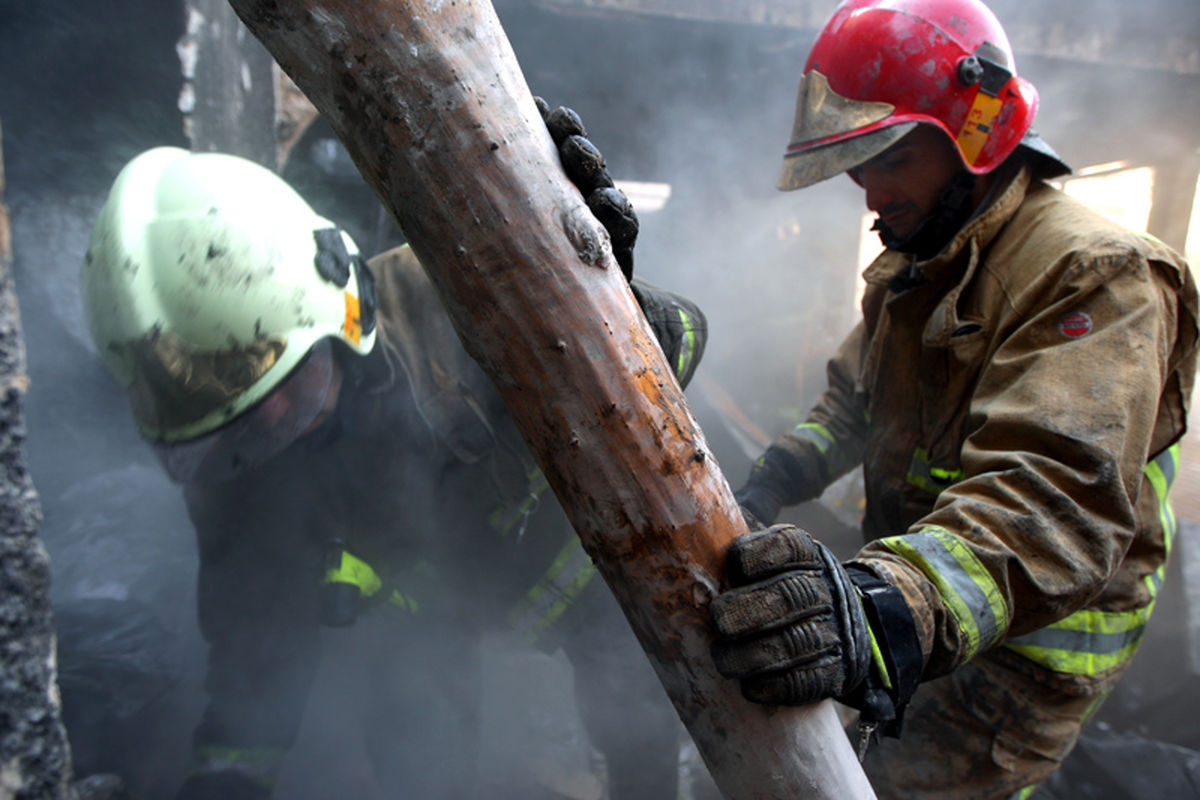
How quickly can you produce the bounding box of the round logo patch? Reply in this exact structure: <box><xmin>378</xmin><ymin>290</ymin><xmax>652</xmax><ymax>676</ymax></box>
<box><xmin>1059</xmin><ymin>311</ymin><xmax>1093</xmax><ymax>339</ymax></box>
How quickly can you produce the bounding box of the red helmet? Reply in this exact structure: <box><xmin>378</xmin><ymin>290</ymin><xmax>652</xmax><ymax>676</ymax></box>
<box><xmin>779</xmin><ymin>0</ymin><xmax>1039</xmax><ymax>191</ymax></box>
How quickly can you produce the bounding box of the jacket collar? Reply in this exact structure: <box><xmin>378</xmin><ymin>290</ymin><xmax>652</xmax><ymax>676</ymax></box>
<box><xmin>862</xmin><ymin>163</ymin><xmax>1032</xmax><ymax>291</ymax></box>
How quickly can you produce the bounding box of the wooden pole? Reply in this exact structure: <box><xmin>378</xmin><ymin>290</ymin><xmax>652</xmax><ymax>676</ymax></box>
<box><xmin>180</xmin><ymin>0</ymin><xmax>278</xmax><ymax>167</ymax></box>
<box><xmin>225</xmin><ymin>1</ymin><xmax>874</xmax><ymax>797</ymax></box>
<box><xmin>0</xmin><ymin>120</ymin><xmax>73</xmax><ymax>800</ymax></box>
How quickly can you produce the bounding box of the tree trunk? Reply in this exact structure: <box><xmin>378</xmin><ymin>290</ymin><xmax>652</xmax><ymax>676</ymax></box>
<box><xmin>0</xmin><ymin>120</ymin><xmax>74</xmax><ymax>800</ymax></box>
<box><xmin>224</xmin><ymin>1</ymin><xmax>874</xmax><ymax>797</ymax></box>
<box><xmin>179</xmin><ymin>0</ymin><xmax>278</xmax><ymax>167</ymax></box>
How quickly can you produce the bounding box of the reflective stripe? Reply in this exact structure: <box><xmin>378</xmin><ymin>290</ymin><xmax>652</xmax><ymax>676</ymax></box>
<box><xmin>1144</xmin><ymin>444</ymin><xmax>1179</xmax><ymax>560</ymax></box>
<box><xmin>865</xmin><ymin>617</ymin><xmax>893</xmax><ymax>690</ymax></box>
<box><xmin>675</xmin><ymin>308</ymin><xmax>699</xmax><ymax>382</ymax></box>
<box><xmin>792</xmin><ymin>422</ymin><xmax>835</xmax><ymax>454</ymax></box>
<box><xmin>324</xmin><ymin>550</ymin><xmax>427</xmax><ymax>615</ymax></box>
<box><xmin>507</xmin><ymin>536</ymin><xmax>598</xmax><ymax>644</ymax></box>
<box><xmin>489</xmin><ymin>467</ymin><xmax>550</xmax><ymax>538</ymax></box>
<box><xmin>324</xmin><ymin>549</ymin><xmax>382</xmax><ymax>597</ymax></box>
<box><xmin>387</xmin><ymin>589</ymin><xmax>420</xmax><ymax>614</ymax></box>
<box><xmin>193</xmin><ymin>744</ymin><xmax>287</xmax><ymax>787</ymax></box>
<box><xmin>492</xmin><ymin>466</ymin><xmax>596</xmax><ymax>642</ymax></box>
<box><xmin>880</xmin><ymin>527</ymin><xmax>1008</xmax><ymax>659</ymax></box>
<box><xmin>906</xmin><ymin>447</ymin><xmax>963</xmax><ymax>495</ymax></box>
<box><xmin>1005</xmin><ymin>606</ymin><xmax>1152</xmax><ymax>674</ymax></box>
<box><xmin>792</xmin><ymin>420</ymin><xmax>862</xmax><ymax>479</ymax></box>
<box><xmin>1008</xmin><ymin>785</ymin><xmax>1038</xmax><ymax>800</ymax></box>
<box><xmin>1004</xmin><ymin>445</ymin><xmax>1180</xmax><ymax>675</ymax></box>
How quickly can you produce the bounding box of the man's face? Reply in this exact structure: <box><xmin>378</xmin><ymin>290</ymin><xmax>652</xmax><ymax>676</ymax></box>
<box><xmin>153</xmin><ymin>341</ymin><xmax>346</xmax><ymax>484</ymax></box>
<box><xmin>847</xmin><ymin>125</ymin><xmax>965</xmax><ymax>241</ymax></box>
<box><xmin>255</xmin><ymin>352</ymin><xmax>344</xmax><ymax>439</ymax></box>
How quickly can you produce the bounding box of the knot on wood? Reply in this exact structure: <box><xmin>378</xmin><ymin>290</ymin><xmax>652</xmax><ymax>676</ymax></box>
<box><xmin>562</xmin><ymin>206</ymin><xmax>609</xmax><ymax>269</ymax></box>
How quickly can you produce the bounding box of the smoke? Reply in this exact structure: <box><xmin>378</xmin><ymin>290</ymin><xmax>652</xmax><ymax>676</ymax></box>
<box><xmin>500</xmin><ymin>5</ymin><xmax>869</xmax><ymax>461</ymax></box>
<box><xmin>2</xmin><ymin>0</ymin><xmax>1199</xmax><ymax>798</ymax></box>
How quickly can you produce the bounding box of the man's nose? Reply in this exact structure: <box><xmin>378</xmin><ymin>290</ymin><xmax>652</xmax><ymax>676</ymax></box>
<box><xmin>863</xmin><ymin>180</ymin><xmax>892</xmax><ymax>214</ymax></box>
<box><xmin>255</xmin><ymin>390</ymin><xmax>295</xmax><ymax>430</ymax></box>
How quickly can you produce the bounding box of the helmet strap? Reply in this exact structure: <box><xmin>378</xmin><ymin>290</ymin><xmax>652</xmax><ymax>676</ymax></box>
<box><xmin>871</xmin><ymin>170</ymin><xmax>978</xmax><ymax>263</ymax></box>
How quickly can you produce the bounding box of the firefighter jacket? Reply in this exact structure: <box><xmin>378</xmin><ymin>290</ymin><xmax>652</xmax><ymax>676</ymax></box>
<box><xmin>757</xmin><ymin>163</ymin><xmax>1198</xmax><ymax>694</ymax></box>
<box><xmin>180</xmin><ymin>244</ymin><xmax>707</xmax><ymax>784</ymax></box>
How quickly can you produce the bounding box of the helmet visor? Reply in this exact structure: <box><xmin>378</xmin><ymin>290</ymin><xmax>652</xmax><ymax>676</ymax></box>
<box><xmin>778</xmin><ymin>69</ymin><xmax>915</xmax><ymax>191</ymax></box>
<box><xmin>153</xmin><ymin>339</ymin><xmax>336</xmax><ymax>484</ymax></box>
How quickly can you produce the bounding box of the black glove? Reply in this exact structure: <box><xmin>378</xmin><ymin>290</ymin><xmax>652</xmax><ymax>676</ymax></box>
<box><xmin>628</xmin><ymin>281</ymin><xmax>708</xmax><ymax>390</ymax></box>
<box><xmin>175</xmin><ymin>771</ymin><xmax>271</xmax><ymax>800</ymax></box>
<box><xmin>734</xmin><ymin>444</ymin><xmax>828</xmax><ymax>526</ymax></box>
<box><xmin>710</xmin><ymin>525</ymin><xmax>922</xmax><ymax>736</ymax></box>
<box><xmin>535</xmin><ymin>97</ymin><xmax>638</xmax><ymax>281</ymax></box>
<box><xmin>733</xmin><ymin>449</ymin><xmax>794</xmax><ymax>526</ymax></box>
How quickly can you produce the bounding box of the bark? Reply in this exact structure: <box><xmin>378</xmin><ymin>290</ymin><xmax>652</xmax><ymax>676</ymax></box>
<box><xmin>224</xmin><ymin>1</ymin><xmax>874</xmax><ymax>797</ymax></box>
<box><xmin>0</xmin><ymin>121</ymin><xmax>73</xmax><ymax>800</ymax></box>
<box><xmin>180</xmin><ymin>0</ymin><xmax>278</xmax><ymax>167</ymax></box>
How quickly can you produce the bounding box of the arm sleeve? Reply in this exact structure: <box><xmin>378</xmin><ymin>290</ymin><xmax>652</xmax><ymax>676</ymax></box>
<box><xmin>736</xmin><ymin>322</ymin><xmax>871</xmax><ymax>523</ymax></box>
<box><xmin>854</xmin><ymin>249</ymin><xmax>1195</xmax><ymax>678</ymax></box>
<box><xmin>184</xmin><ymin>479</ymin><xmax>322</xmax><ymax>778</ymax></box>
<box><xmin>630</xmin><ymin>279</ymin><xmax>708</xmax><ymax>389</ymax></box>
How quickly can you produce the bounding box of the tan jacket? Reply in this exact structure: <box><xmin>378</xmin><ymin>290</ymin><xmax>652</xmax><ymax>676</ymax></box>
<box><xmin>772</xmin><ymin>165</ymin><xmax>1198</xmax><ymax>691</ymax></box>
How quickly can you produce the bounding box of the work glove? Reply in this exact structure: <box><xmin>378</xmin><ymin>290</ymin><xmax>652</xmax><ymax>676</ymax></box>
<box><xmin>710</xmin><ymin>524</ymin><xmax>922</xmax><ymax>739</ymax></box>
<box><xmin>535</xmin><ymin>96</ymin><xmax>638</xmax><ymax>281</ymax></box>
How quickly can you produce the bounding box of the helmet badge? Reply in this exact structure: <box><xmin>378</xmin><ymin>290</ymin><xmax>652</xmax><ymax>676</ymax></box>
<box><xmin>955</xmin><ymin>44</ymin><xmax>1015</xmax><ymax>166</ymax></box>
<box><xmin>313</xmin><ymin>227</ymin><xmax>377</xmax><ymax>345</ymax></box>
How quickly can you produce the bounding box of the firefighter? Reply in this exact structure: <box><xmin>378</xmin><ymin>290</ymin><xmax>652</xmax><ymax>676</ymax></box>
<box><xmin>81</xmin><ymin>121</ymin><xmax>704</xmax><ymax>798</ymax></box>
<box><xmin>709</xmin><ymin>0</ymin><xmax>1199</xmax><ymax>797</ymax></box>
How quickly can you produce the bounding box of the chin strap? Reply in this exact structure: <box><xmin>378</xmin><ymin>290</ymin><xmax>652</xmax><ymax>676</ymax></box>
<box><xmin>873</xmin><ymin>170</ymin><xmax>978</xmax><ymax>264</ymax></box>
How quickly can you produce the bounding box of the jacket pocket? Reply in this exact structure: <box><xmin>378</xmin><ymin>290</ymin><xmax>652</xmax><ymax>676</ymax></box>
<box><xmin>953</xmin><ymin>651</ymin><xmax>1095</xmax><ymax>770</ymax></box>
<box><xmin>916</xmin><ymin>322</ymin><xmax>989</xmax><ymax>484</ymax></box>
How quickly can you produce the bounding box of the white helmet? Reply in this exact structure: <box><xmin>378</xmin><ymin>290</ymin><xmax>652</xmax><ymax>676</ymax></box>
<box><xmin>82</xmin><ymin>147</ymin><xmax>377</xmax><ymax>477</ymax></box>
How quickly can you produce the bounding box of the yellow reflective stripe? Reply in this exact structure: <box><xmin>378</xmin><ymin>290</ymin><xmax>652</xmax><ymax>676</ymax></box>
<box><xmin>854</xmin><ymin>588</ymin><xmax>893</xmax><ymax>689</ymax></box>
<box><xmin>674</xmin><ymin>308</ymin><xmax>698</xmax><ymax>382</ymax></box>
<box><xmin>1008</xmin><ymin>785</ymin><xmax>1038</xmax><ymax>800</ymax></box>
<box><xmin>193</xmin><ymin>745</ymin><xmax>287</xmax><ymax>786</ymax></box>
<box><xmin>527</xmin><ymin>555</ymin><xmax>597</xmax><ymax>643</ymax></box>
<box><xmin>387</xmin><ymin>589</ymin><xmax>420</xmax><ymax>614</ymax></box>
<box><xmin>930</xmin><ymin>466</ymin><xmax>962</xmax><ymax>481</ymax></box>
<box><xmin>508</xmin><ymin>536</ymin><xmax>597</xmax><ymax>644</ymax></box>
<box><xmin>1005</xmin><ymin>604</ymin><xmax>1153</xmax><ymax>674</ymax></box>
<box><xmin>488</xmin><ymin>467</ymin><xmax>550</xmax><ymax>537</ymax></box>
<box><xmin>323</xmin><ymin>550</ymin><xmax>382</xmax><ymax>597</ymax></box>
<box><xmin>1004</xmin><ymin>445</ymin><xmax>1179</xmax><ymax>675</ymax></box>
<box><xmin>792</xmin><ymin>422</ymin><xmax>834</xmax><ymax>454</ymax></box>
<box><xmin>880</xmin><ymin>527</ymin><xmax>1008</xmax><ymax>659</ymax></box>
<box><xmin>195</xmin><ymin>745</ymin><xmax>288</xmax><ymax>763</ymax></box>
<box><xmin>867</xmin><ymin>621</ymin><xmax>893</xmax><ymax>691</ymax></box>
<box><xmin>792</xmin><ymin>421</ymin><xmax>861</xmax><ymax>478</ymax></box>
<box><xmin>1140</xmin><ymin>443</ymin><xmax>1179</xmax><ymax>602</ymax></box>
<box><xmin>1144</xmin><ymin>444</ymin><xmax>1179</xmax><ymax>559</ymax></box>
<box><xmin>906</xmin><ymin>447</ymin><xmax>963</xmax><ymax>494</ymax></box>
